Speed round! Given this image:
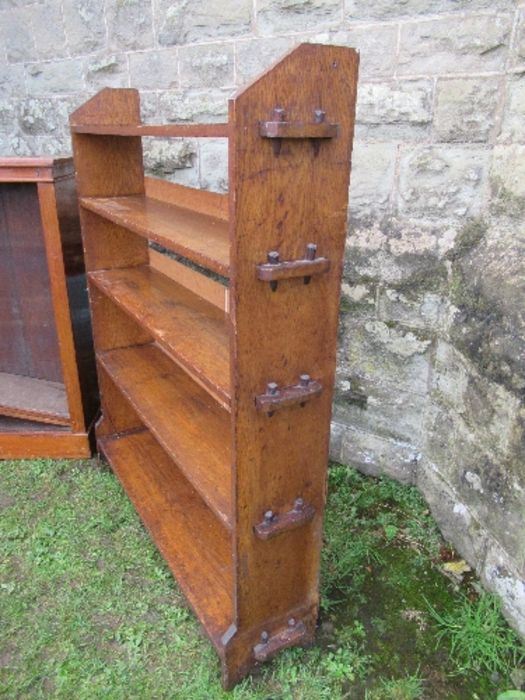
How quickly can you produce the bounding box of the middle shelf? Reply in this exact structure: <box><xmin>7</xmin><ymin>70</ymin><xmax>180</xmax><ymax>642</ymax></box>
<box><xmin>98</xmin><ymin>342</ymin><xmax>233</xmax><ymax>530</ymax></box>
<box><xmin>89</xmin><ymin>264</ymin><xmax>231</xmax><ymax>409</ymax></box>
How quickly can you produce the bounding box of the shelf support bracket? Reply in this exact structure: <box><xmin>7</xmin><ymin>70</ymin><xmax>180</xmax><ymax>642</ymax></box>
<box><xmin>256</xmin><ymin>244</ymin><xmax>330</xmax><ymax>291</ymax></box>
<box><xmin>254</xmin><ymin>498</ymin><xmax>316</xmax><ymax>540</ymax></box>
<box><xmin>253</xmin><ymin>619</ymin><xmax>308</xmax><ymax>662</ymax></box>
<box><xmin>255</xmin><ymin>374</ymin><xmax>322</xmax><ymax>415</ymax></box>
<box><xmin>260</xmin><ymin>107</ymin><xmax>338</xmax><ymax>156</ymax></box>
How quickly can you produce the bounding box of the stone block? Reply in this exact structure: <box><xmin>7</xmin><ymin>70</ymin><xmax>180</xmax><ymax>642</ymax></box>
<box><xmin>18</xmin><ymin>98</ymin><xmax>72</xmax><ymax>138</ymax></box>
<box><xmin>139</xmin><ymin>93</ymin><xmax>159</xmax><ymax>124</ymax></box>
<box><xmin>26</xmin><ymin>59</ymin><xmax>85</xmax><ymax>95</ymax></box>
<box><xmin>357</xmin><ymin>80</ymin><xmax>433</xmax><ymax>126</ymax></box>
<box><xmin>378</xmin><ymin>287</ymin><xmax>446</xmax><ymax>331</ymax></box>
<box><xmin>85</xmin><ymin>54</ymin><xmax>129</xmax><ymax>90</ymax></box>
<box><xmin>63</xmin><ymin>0</ymin><xmax>106</xmax><ymax>55</ymax></box>
<box><xmin>0</xmin><ymin>100</ymin><xmax>17</xmax><ymax>134</ymax></box>
<box><xmin>398</xmin><ymin>145</ymin><xmax>489</xmax><ymax>219</ymax></box>
<box><xmin>142</xmin><ymin>137</ymin><xmax>197</xmax><ymax>177</ymax></box>
<box><xmin>0</xmin><ymin>63</ymin><xmax>25</xmax><ymax>98</ymax></box>
<box><xmin>334</xmin><ymin>377</ymin><xmax>428</xmax><ymax>445</ymax></box>
<box><xmin>416</xmin><ymin>460</ymin><xmax>488</xmax><ymax>567</ymax></box>
<box><xmin>155</xmin><ymin>0</ymin><xmax>252</xmax><ymax>46</ymax></box>
<box><xmin>344</xmin><ymin>219</ymin><xmax>445</xmax><ymax>293</ymax></box>
<box><xmin>329</xmin><ymin>421</ymin><xmax>345</xmax><ymax>462</ymax></box>
<box><xmin>481</xmin><ymin>542</ymin><xmax>525</xmax><ymax>636</ymax></box>
<box><xmin>2</xmin><ymin>7</ymin><xmax>34</xmax><ymax>62</ymax></box>
<box><xmin>423</xmin><ymin>400</ymin><xmax>525</xmax><ymax>566</ymax></box>
<box><xmin>349</xmin><ymin>141</ymin><xmax>397</xmax><ymax>218</ymax></box>
<box><xmin>107</xmin><ymin>0</ymin><xmax>153</xmax><ymax>51</ymax></box>
<box><xmin>339</xmin><ymin>316</ymin><xmax>432</xmax><ymax>396</ymax></box>
<box><xmin>129</xmin><ymin>49</ymin><xmax>178</xmax><ymax>90</ymax></box>
<box><xmin>398</xmin><ymin>14</ymin><xmax>512</xmax><ymax>75</ymax></box>
<box><xmin>499</xmin><ymin>76</ymin><xmax>525</xmax><ymax>143</ymax></box>
<box><xmin>430</xmin><ymin>341</ymin><xmax>520</xmax><ymax>455</ymax></box>
<box><xmin>340</xmin><ymin>425</ymin><xmax>419</xmax><ymax>484</ymax></box>
<box><xmin>179</xmin><ymin>43</ymin><xmax>234</xmax><ymax>89</ymax></box>
<box><xmin>434</xmin><ymin>77</ymin><xmax>501</xmax><ymax>143</ymax></box>
<box><xmin>32</xmin><ymin>1</ymin><xmax>67</xmax><ymax>60</ymax></box>
<box><xmin>491</xmin><ymin>145</ymin><xmax>525</xmax><ymax>198</ymax></box>
<box><xmin>256</xmin><ymin>0</ymin><xmax>341</xmax><ymax>35</ymax></box>
<box><xmin>234</xmin><ymin>36</ymin><xmax>296</xmax><ymax>86</ymax></box>
<box><xmin>158</xmin><ymin>88</ymin><xmax>230</xmax><ymax>123</ymax></box>
<box><xmin>198</xmin><ymin>138</ymin><xmax>228</xmax><ymax>192</ymax></box>
<box><xmin>319</xmin><ymin>26</ymin><xmax>398</xmax><ymax>79</ymax></box>
<box><xmin>346</xmin><ymin>0</ymin><xmax>515</xmax><ymax>20</ymax></box>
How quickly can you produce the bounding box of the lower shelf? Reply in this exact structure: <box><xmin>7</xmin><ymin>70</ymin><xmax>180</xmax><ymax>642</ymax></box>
<box><xmin>0</xmin><ymin>372</ymin><xmax>70</xmax><ymax>425</ymax></box>
<box><xmin>99</xmin><ymin>428</ymin><xmax>234</xmax><ymax>646</ymax></box>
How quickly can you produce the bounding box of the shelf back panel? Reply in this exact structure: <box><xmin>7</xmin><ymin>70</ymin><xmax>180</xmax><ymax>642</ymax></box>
<box><xmin>0</xmin><ymin>182</ymin><xmax>64</xmax><ymax>384</ymax></box>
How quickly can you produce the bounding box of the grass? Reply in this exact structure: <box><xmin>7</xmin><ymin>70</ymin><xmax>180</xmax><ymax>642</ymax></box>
<box><xmin>1</xmin><ymin>457</ymin><xmax>523</xmax><ymax>699</ymax></box>
<box><xmin>426</xmin><ymin>593</ymin><xmax>525</xmax><ymax>677</ymax></box>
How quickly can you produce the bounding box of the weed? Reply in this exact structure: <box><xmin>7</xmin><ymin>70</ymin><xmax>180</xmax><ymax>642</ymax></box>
<box><xmin>426</xmin><ymin>592</ymin><xmax>525</xmax><ymax>677</ymax></box>
<box><xmin>365</xmin><ymin>672</ymin><xmax>424</xmax><ymax>700</ymax></box>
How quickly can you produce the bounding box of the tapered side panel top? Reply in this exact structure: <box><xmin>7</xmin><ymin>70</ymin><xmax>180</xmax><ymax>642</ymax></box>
<box><xmin>70</xmin><ymin>88</ymin><xmax>141</xmax><ymax>127</ymax></box>
<box><xmin>71</xmin><ymin>89</ymin><xmax>144</xmax><ymax>200</ymax></box>
<box><xmin>228</xmin><ymin>43</ymin><xmax>359</xmax><ymax>632</ymax></box>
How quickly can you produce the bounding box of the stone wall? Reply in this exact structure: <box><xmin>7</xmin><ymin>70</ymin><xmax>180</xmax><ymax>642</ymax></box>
<box><xmin>0</xmin><ymin>0</ymin><xmax>523</xmax><ymax>634</ymax></box>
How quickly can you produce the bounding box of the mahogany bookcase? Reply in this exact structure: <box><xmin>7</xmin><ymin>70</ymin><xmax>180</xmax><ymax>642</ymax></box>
<box><xmin>70</xmin><ymin>44</ymin><xmax>359</xmax><ymax>688</ymax></box>
<box><xmin>0</xmin><ymin>158</ymin><xmax>97</xmax><ymax>459</ymax></box>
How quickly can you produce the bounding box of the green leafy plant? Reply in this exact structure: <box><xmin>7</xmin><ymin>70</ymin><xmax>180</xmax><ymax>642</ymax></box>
<box><xmin>426</xmin><ymin>592</ymin><xmax>525</xmax><ymax>677</ymax></box>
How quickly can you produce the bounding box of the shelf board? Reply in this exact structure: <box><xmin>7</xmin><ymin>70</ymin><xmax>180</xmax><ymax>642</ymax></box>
<box><xmin>89</xmin><ymin>265</ymin><xmax>231</xmax><ymax>409</ymax></box>
<box><xmin>81</xmin><ymin>195</ymin><xmax>230</xmax><ymax>277</ymax></box>
<box><xmin>98</xmin><ymin>343</ymin><xmax>233</xmax><ymax>530</ymax></box>
<box><xmin>99</xmin><ymin>429</ymin><xmax>233</xmax><ymax>646</ymax></box>
<box><xmin>0</xmin><ymin>372</ymin><xmax>70</xmax><ymax>426</ymax></box>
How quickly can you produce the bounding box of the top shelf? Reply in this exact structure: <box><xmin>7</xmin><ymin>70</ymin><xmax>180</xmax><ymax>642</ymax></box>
<box><xmin>71</xmin><ymin>123</ymin><xmax>229</xmax><ymax>138</ymax></box>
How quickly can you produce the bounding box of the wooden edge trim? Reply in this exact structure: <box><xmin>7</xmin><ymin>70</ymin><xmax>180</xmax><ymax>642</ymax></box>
<box><xmin>0</xmin><ymin>433</ymin><xmax>91</xmax><ymax>459</ymax></box>
<box><xmin>71</xmin><ymin>123</ymin><xmax>229</xmax><ymax>138</ymax></box>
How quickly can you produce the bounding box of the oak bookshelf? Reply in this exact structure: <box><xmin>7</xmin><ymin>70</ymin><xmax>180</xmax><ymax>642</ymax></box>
<box><xmin>70</xmin><ymin>43</ymin><xmax>359</xmax><ymax>688</ymax></box>
<box><xmin>0</xmin><ymin>157</ymin><xmax>97</xmax><ymax>458</ymax></box>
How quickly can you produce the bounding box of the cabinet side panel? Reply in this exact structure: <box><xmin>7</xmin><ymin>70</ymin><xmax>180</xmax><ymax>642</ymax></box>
<box><xmin>229</xmin><ymin>44</ymin><xmax>359</xmax><ymax>631</ymax></box>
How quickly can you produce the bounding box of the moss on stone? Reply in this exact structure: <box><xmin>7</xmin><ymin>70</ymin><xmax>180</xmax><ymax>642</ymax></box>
<box><xmin>446</xmin><ymin>218</ymin><xmax>488</xmax><ymax>262</ymax></box>
<box><xmin>491</xmin><ymin>177</ymin><xmax>525</xmax><ymax>219</ymax></box>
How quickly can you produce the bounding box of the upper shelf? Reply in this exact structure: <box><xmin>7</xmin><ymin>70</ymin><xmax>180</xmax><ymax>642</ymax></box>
<box><xmin>89</xmin><ymin>264</ymin><xmax>231</xmax><ymax>409</ymax></box>
<box><xmin>81</xmin><ymin>195</ymin><xmax>230</xmax><ymax>277</ymax></box>
<box><xmin>71</xmin><ymin>123</ymin><xmax>229</xmax><ymax>138</ymax></box>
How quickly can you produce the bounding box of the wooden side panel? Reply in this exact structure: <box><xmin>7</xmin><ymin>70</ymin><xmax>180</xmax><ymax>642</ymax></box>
<box><xmin>228</xmin><ymin>44</ymin><xmax>359</xmax><ymax>642</ymax></box>
<box><xmin>71</xmin><ymin>89</ymin><xmax>146</xmax><ymax>447</ymax></box>
<box><xmin>38</xmin><ymin>182</ymin><xmax>85</xmax><ymax>431</ymax></box>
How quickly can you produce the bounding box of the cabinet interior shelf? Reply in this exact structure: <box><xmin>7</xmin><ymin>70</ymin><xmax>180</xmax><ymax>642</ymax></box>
<box><xmin>0</xmin><ymin>372</ymin><xmax>70</xmax><ymax>425</ymax></box>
